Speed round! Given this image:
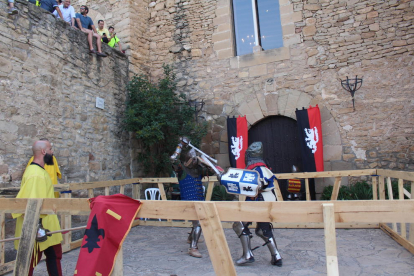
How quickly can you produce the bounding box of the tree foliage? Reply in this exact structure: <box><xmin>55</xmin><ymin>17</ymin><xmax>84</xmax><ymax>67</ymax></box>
<box><xmin>124</xmin><ymin>65</ymin><xmax>208</xmax><ymax>176</ymax></box>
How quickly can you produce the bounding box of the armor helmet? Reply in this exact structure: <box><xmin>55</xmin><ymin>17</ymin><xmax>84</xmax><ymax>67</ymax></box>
<box><xmin>245</xmin><ymin>142</ymin><xmax>265</xmax><ymax>167</ymax></box>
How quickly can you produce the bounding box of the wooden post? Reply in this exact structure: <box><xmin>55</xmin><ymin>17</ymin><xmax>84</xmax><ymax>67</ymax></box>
<box><xmin>13</xmin><ymin>199</ymin><xmax>43</xmax><ymax>276</ymax></box>
<box><xmin>157</xmin><ymin>183</ymin><xmax>167</xmax><ymax>200</ymax></box>
<box><xmin>305</xmin><ymin>178</ymin><xmax>310</xmax><ymax>201</ymax></box>
<box><xmin>119</xmin><ymin>185</ymin><xmax>125</xmax><ymax>195</ymax></box>
<box><xmin>323</xmin><ymin>203</ymin><xmax>339</xmax><ymax>276</ymax></box>
<box><xmin>0</xmin><ymin>212</ymin><xmax>4</xmax><ymax>265</ymax></box>
<box><xmin>331</xmin><ymin>177</ymin><xmax>342</xmax><ymax>201</ymax></box>
<box><xmin>110</xmin><ymin>246</ymin><xmax>123</xmax><ymax>276</ymax></box>
<box><xmin>372</xmin><ymin>176</ymin><xmax>378</xmax><ymax>200</ymax></box>
<box><xmin>105</xmin><ymin>186</ymin><xmax>110</xmax><ymax>196</ymax></box>
<box><xmin>398</xmin><ymin>179</ymin><xmax>406</xmax><ymax>238</ymax></box>
<box><xmin>379</xmin><ymin>177</ymin><xmax>385</xmax><ymax>200</ymax></box>
<box><xmin>410</xmin><ymin>181</ymin><xmax>414</xmax><ymax>243</ymax></box>
<box><xmin>386</xmin><ymin>177</ymin><xmax>397</xmax><ymax>231</ymax></box>
<box><xmin>194</xmin><ymin>202</ymin><xmax>236</xmax><ymax>276</ymax></box>
<box><xmin>88</xmin><ymin>188</ymin><xmax>94</xmax><ymax>199</ymax></box>
<box><xmin>132</xmin><ymin>183</ymin><xmax>141</xmax><ymax>200</ymax></box>
<box><xmin>273</xmin><ymin>179</ymin><xmax>284</xmax><ymax>201</ymax></box>
<box><xmin>205</xmin><ymin>181</ymin><xmax>214</xmax><ymax>201</ymax></box>
<box><xmin>61</xmin><ymin>192</ymin><xmax>72</xmax><ymax>252</ymax></box>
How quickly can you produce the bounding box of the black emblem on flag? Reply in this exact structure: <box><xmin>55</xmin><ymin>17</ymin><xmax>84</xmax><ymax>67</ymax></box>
<box><xmin>82</xmin><ymin>214</ymin><xmax>105</xmax><ymax>253</ymax></box>
<box><xmin>243</xmin><ymin>186</ymin><xmax>253</xmax><ymax>192</ymax></box>
<box><xmin>229</xmin><ymin>173</ymin><xmax>239</xmax><ymax>178</ymax></box>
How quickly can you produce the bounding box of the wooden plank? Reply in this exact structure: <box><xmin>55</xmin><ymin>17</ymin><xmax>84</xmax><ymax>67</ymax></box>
<box><xmin>194</xmin><ymin>202</ymin><xmax>236</xmax><ymax>276</ymax></box>
<box><xmin>157</xmin><ymin>183</ymin><xmax>167</xmax><ymax>201</ymax></box>
<box><xmin>398</xmin><ymin>179</ymin><xmax>406</xmax><ymax>238</ymax></box>
<box><xmin>380</xmin><ymin>223</ymin><xmax>414</xmax><ymax>255</ymax></box>
<box><xmin>0</xmin><ymin>212</ymin><xmax>4</xmax><ymax>264</ymax></box>
<box><xmin>132</xmin><ymin>184</ymin><xmax>139</xmax><ymax>200</ymax></box>
<box><xmin>105</xmin><ymin>186</ymin><xmax>110</xmax><ymax>196</ymax></box>
<box><xmin>0</xmin><ymin>261</ymin><xmax>15</xmax><ymax>275</ymax></box>
<box><xmin>70</xmin><ymin>239</ymin><xmax>83</xmax><ymax>250</ymax></box>
<box><xmin>372</xmin><ymin>176</ymin><xmax>378</xmax><ymax>200</ymax></box>
<box><xmin>119</xmin><ymin>185</ymin><xmax>125</xmax><ymax>195</ymax></box>
<box><xmin>205</xmin><ymin>181</ymin><xmax>214</xmax><ymax>201</ymax></box>
<box><xmin>239</xmin><ymin>195</ymin><xmax>246</xmax><ymax>202</ymax></box>
<box><xmin>323</xmin><ymin>203</ymin><xmax>339</xmax><ymax>276</ymax></box>
<box><xmin>386</xmin><ymin>177</ymin><xmax>397</xmax><ymax>231</ymax></box>
<box><xmin>14</xmin><ymin>199</ymin><xmax>43</xmax><ymax>276</ymax></box>
<box><xmin>88</xmin><ymin>188</ymin><xmax>94</xmax><ymax>199</ymax></box>
<box><xmin>379</xmin><ymin>177</ymin><xmax>385</xmax><ymax>200</ymax></box>
<box><xmin>305</xmin><ymin>178</ymin><xmax>310</xmax><ymax>201</ymax></box>
<box><xmin>1</xmin><ymin>199</ymin><xmax>414</xmax><ymax>223</ymax></box>
<box><xmin>111</xmin><ymin>246</ymin><xmax>123</xmax><ymax>276</ymax></box>
<box><xmin>377</xmin><ymin>169</ymin><xmax>414</xmax><ymax>181</ymax></box>
<box><xmin>410</xmin><ymin>182</ymin><xmax>414</xmax><ymax>244</ymax></box>
<box><xmin>273</xmin><ymin>180</ymin><xmax>284</xmax><ymax>201</ymax></box>
<box><xmin>330</xmin><ymin>177</ymin><xmax>342</xmax><ymax>201</ymax></box>
<box><xmin>274</xmin><ymin>169</ymin><xmax>376</xmax><ymax>180</ymax></box>
<box><xmin>60</xmin><ymin>193</ymin><xmax>72</xmax><ymax>253</ymax></box>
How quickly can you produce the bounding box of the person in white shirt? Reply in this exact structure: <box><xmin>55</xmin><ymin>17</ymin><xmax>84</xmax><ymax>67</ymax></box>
<box><xmin>53</xmin><ymin>0</ymin><xmax>75</xmax><ymax>26</ymax></box>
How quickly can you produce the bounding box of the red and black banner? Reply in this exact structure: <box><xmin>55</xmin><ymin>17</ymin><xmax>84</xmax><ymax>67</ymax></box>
<box><xmin>295</xmin><ymin>105</ymin><xmax>324</xmax><ymax>172</ymax></box>
<box><xmin>74</xmin><ymin>194</ymin><xmax>142</xmax><ymax>276</ymax></box>
<box><xmin>227</xmin><ymin>116</ymin><xmax>248</xmax><ymax>168</ymax></box>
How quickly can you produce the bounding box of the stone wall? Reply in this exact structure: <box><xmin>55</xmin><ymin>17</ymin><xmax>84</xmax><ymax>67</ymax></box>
<box><xmin>70</xmin><ymin>0</ymin><xmax>151</xmax><ymax>75</ymax></box>
<box><xmin>0</xmin><ymin>0</ymin><xmax>133</xmax><ymax>186</ymax></box>
<box><xmin>141</xmin><ymin>0</ymin><xmax>414</xmax><ymax>193</ymax></box>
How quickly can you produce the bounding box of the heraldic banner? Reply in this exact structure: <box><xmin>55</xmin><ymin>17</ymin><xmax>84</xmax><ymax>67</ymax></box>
<box><xmin>74</xmin><ymin>194</ymin><xmax>142</xmax><ymax>276</ymax></box>
<box><xmin>295</xmin><ymin>105</ymin><xmax>324</xmax><ymax>172</ymax></box>
<box><xmin>227</xmin><ymin>116</ymin><xmax>248</xmax><ymax>168</ymax></box>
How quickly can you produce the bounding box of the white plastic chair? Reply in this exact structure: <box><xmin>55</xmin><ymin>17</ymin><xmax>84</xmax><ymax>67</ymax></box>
<box><xmin>144</xmin><ymin>188</ymin><xmax>161</xmax><ymax>221</ymax></box>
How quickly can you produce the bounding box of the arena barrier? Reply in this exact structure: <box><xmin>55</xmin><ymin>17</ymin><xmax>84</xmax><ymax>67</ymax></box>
<box><xmin>0</xmin><ymin>169</ymin><xmax>413</xmax><ymax>275</ymax></box>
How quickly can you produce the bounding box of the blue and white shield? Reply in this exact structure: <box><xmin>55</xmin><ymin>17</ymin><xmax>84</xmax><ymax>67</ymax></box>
<box><xmin>220</xmin><ymin>168</ymin><xmax>262</xmax><ymax>197</ymax></box>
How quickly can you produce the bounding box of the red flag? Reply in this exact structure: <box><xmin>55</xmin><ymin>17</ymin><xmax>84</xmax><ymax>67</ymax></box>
<box><xmin>74</xmin><ymin>194</ymin><xmax>142</xmax><ymax>276</ymax></box>
<box><xmin>227</xmin><ymin>116</ymin><xmax>248</xmax><ymax>168</ymax></box>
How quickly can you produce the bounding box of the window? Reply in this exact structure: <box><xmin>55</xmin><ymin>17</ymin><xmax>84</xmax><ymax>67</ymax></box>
<box><xmin>232</xmin><ymin>0</ymin><xmax>283</xmax><ymax>56</ymax></box>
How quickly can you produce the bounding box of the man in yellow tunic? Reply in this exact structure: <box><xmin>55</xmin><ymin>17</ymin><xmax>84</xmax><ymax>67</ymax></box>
<box><xmin>26</xmin><ymin>138</ymin><xmax>62</xmax><ymax>198</ymax></box>
<box><xmin>13</xmin><ymin>140</ymin><xmax>63</xmax><ymax>276</ymax></box>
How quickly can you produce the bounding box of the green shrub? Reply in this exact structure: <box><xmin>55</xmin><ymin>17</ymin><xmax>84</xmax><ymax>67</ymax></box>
<box><xmin>124</xmin><ymin>65</ymin><xmax>208</xmax><ymax>176</ymax></box>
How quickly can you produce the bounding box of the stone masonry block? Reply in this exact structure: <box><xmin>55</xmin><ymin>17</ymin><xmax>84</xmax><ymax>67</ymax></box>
<box><xmin>213</xmin><ymin>39</ymin><xmax>232</xmax><ymax>51</ymax></box>
<box><xmin>249</xmin><ymin>64</ymin><xmax>267</xmax><ymax>77</ymax></box>
<box><xmin>265</xmin><ymin>93</ymin><xmax>279</xmax><ymax>115</ymax></box>
<box><xmin>217</xmin><ymin>48</ymin><xmax>233</xmax><ymax>60</ymax></box>
<box><xmin>322</xmin><ymin>118</ymin><xmax>341</xmax><ymax>146</ymax></box>
<box><xmin>323</xmin><ymin>145</ymin><xmax>343</xmax><ymax>161</ymax></box>
<box><xmin>282</xmin><ymin>24</ymin><xmax>295</xmax><ymax>36</ymax></box>
<box><xmin>280</xmin><ymin>4</ymin><xmax>294</xmax><ymax>15</ymax></box>
<box><xmin>212</xmin><ymin>31</ymin><xmax>231</xmax><ymax>43</ymax></box>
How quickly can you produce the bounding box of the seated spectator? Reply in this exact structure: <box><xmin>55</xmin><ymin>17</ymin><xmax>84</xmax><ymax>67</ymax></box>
<box><xmin>74</xmin><ymin>5</ymin><xmax>107</xmax><ymax>57</ymax></box>
<box><xmin>53</xmin><ymin>0</ymin><xmax>75</xmax><ymax>26</ymax></box>
<box><xmin>96</xmin><ymin>20</ymin><xmax>109</xmax><ymax>43</ymax></box>
<box><xmin>108</xmin><ymin>26</ymin><xmax>124</xmax><ymax>53</ymax></box>
<box><xmin>7</xmin><ymin>0</ymin><xmax>18</xmax><ymax>15</ymax></box>
<box><xmin>39</xmin><ymin>0</ymin><xmax>63</xmax><ymax>19</ymax></box>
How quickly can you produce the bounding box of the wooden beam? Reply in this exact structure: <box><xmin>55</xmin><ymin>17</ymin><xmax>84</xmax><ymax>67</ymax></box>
<box><xmin>0</xmin><ymin>261</ymin><xmax>15</xmax><ymax>275</ymax></box>
<box><xmin>305</xmin><ymin>178</ymin><xmax>310</xmax><ymax>201</ymax></box>
<box><xmin>119</xmin><ymin>185</ymin><xmax>125</xmax><ymax>195</ymax></box>
<box><xmin>87</xmin><ymin>188</ymin><xmax>94</xmax><ymax>199</ymax></box>
<box><xmin>105</xmin><ymin>186</ymin><xmax>110</xmax><ymax>196</ymax></box>
<box><xmin>111</xmin><ymin>246</ymin><xmax>123</xmax><ymax>276</ymax></box>
<box><xmin>157</xmin><ymin>184</ymin><xmax>167</xmax><ymax>201</ymax></box>
<box><xmin>377</xmin><ymin>169</ymin><xmax>414</xmax><ymax>181</ymax></box>
<box><xmin>380</xmin><ymin>223</ymin><xmax>414</xmax><ymax>255</ymax></box>
<box><xmin>60</xmin><ymin>193</ymin><xmax>72</xmax><ymax>253</ymax></box>
<box><xmin>379</xmin><ymin>177</ymin><xmax>385</xmax><ymax>200</ymax></box>
<box><xmin>194</xmin><ymin>202</ymin><xmax>236</xmax><ymax>276</ymax></box>
<box><xmin>398</xmin><ymin>179</ymin><xmax>406</xmax><ymax>238</ymax></box>
<box><xmin>372</xmin><ymin>176</ymin><xmax>378</xmax><ymax>200</ymax></box>
<box><xmin>275</xmin><ymin>169</ymin><xmax>376</xmax><ymax>180</ymax></box>
<box><xmin>205</xmin><ymin>181</ymin><xmax>214</xmax><ymax>201</ymax></box>
<box><xmin>0</xmin><ymin>212</ymin><xmax>4</xmax><ymax>265</ymax></box>
<box><xmin>14</xmin><ymin>199</ymin><xmax>43</xmax><ymax>276</ymax></box>
<box><xmin>323</xmin><ymin>203</ymin><xmax>339</xmax><ymax>276</ymax></box>
<box><xmin>386</xmin><ymin>177</ymin><xmax>397</xmax><ymax>231</ymax></box>
<box><xmin>273</xmin><ymin>180</ymin><xmax>284</xmax><ymax>201</ymax></box>
<box><xmin>330</xmin><ymin>177</ymin><xmax>342</xmax><ymax>201</ymax></box>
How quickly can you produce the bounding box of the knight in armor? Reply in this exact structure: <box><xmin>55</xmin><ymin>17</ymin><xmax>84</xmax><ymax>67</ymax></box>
<box><xmin>170</xmin><ymin>137</ymin><xmax>214</xmax><ymax>258</ymax></box>
<box><xmin>232</xmin><ymin>141</ymin><xmax>283</xmax><ymax>266</ymax></box>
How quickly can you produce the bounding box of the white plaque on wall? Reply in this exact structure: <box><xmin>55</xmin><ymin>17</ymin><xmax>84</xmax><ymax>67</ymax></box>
<box><xmin>96</xmin><ymin>97</ymin><xmax>105</xmax><ymax>109</ymax></box>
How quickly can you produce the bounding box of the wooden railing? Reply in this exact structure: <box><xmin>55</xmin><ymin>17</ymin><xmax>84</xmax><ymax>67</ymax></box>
<box><xmin>0</xmin><ymin>169</ymin><xmax>413</xmax><ymax>275</ymax></box>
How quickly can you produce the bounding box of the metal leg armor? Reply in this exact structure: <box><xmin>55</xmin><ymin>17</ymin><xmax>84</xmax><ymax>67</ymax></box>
<box><xmin>233</xmin><ymin>222</ymin><xmax>255</xmax><ymax>265</ymax></box>
<box><xmin>255</xmin><ymin>224</ymin><xmax>282</xmax><ymax>267</ymax></box>
<box><xmin>188</xmin><ymin>221</ymin><xmax>202</xmax><ymax>258</ymax></box>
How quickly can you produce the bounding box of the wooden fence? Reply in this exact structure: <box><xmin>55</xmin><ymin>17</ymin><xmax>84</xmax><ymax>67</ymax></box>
<box><xmin>0</xmin><ymin>169</ymin><xmax>413</xmax><ymax>275</ymax></box>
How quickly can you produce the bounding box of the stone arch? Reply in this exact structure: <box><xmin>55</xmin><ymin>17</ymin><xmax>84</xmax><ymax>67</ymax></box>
<box><xmin>232</xmin><ymin>90</ymin><xmax>346</xmax><ymax>192</ymax></box>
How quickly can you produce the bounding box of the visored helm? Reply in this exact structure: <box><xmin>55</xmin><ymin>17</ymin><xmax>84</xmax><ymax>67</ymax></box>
<box><xmin>245</xmin><ymin>141</ymin><xmax>264</xmax><ymax>165</ymax></box>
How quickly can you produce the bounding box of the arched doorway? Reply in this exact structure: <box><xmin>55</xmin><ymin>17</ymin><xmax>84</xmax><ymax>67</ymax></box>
<box><xmin>248</xmin><ymin>115</ymin><xmax>303</xmax><ymax>199</ymax></box>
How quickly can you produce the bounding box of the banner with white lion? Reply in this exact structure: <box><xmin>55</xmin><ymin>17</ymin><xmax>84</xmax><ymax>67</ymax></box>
<box><xmin>227</xmin><ymin>116</ymin><xmax>248</xmax><ymax>168</ymax></box>
<box><xmin>295</xmin><ymin>105</ymin><xmax>324</xmax><ymax>172</ymax></box>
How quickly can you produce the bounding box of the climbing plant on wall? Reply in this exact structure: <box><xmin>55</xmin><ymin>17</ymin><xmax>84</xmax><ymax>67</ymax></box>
<box><xmin>124</xmin><ymin>65</ymin><xmax>208</xmax><ymax>176</ymax></box>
